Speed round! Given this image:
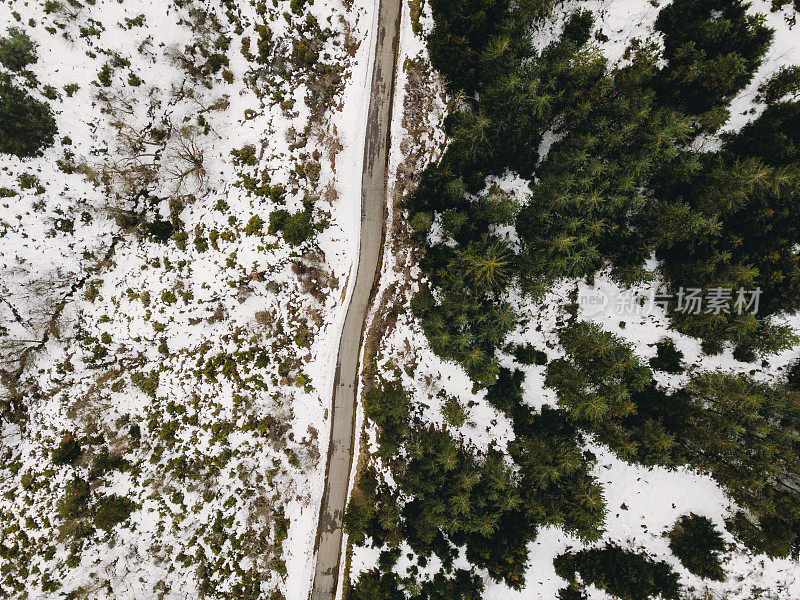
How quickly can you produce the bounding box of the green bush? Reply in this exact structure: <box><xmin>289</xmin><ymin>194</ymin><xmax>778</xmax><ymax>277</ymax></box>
<box><xmin>268</xmin><ymin>208</ymin><xmax>313</xmax><ymax>246</ymax></box>
<box><xmin>231</xmin><ymin>145</ymin><xmax>258</xmax><ymax>166</ymax></box>
<box><xmin>0</xmin><ymin>27</ymin><xmax>37</xmax><ymax>71</ymax></box>
<box><xmin>0</xmin><ymin>73</ymin><xmax>57</xmax><ymax>157</ymax></box>
<box><xmin>132</xmin><ymin>370</ymin><xmax>159</xmax><ymax>398</ymax></box>
<box><xmin>269</xmin><ymin>209</ymin><xmax>289</xmax><ymax>234</ymax></box>
<box><xmin>57</xmin><ymin>477</ymin><xmax>90</xmax><ymax>520</ymax></box>
<box><xmin>93</xmin><ymin>494</ymin><xmax>135</xmax><ymax>531</ymax></box>
<box><xmin>441</xmin><ymin>395</ymin><xmax>468</xmax><ymax>427</ymax></box>
<box><xmin>732</xmin><ymin>344</ymin><xmax>757</xmax><ymax>363</ymax></box>
<box><xmin>701</xmin><ymin>338</ymin><xmax>724</xmax><ymax>356</ymax></box>
<box><xmin>484</xmin><ymin>366</ymin><xmax>524</xmax><ymax>414</ymax></box>
<box><xmin>649</xmin><ymin>339</ymin><xmax>684</xmax><ymax>374</ymax></box>
<box><xmin>513</xmin><ymin>343</ymin><xmax>547</xmax><ymax>366</ymax></box>
<box><xmin>89</xmin><ymin>449</ymin><xmax>129</xmax><ymax>480</ymax></box>
<box><xmin>97</xmin><ymin>63</ymin><xmax>113</xmax><ymax>87</ymax></box>
<box><xmin>245</xmin><ymin>214</ymin><xmax>264</xmax><ymax>235</ymax></box>
<box><xmin>145</xmin><ymin>219</ymin><xmax>174</xmax><ymax>242</ymax></box>
<box><xmin>668</xmin><ymin>513</ymin><xmax>726</xmax><ymax>580</ymax></box>
<box><xmin>557</xmin><ymin>586</ymin><xmax>588</xmax><ymax>600</ymax></box>
<box><xmin>205</xmin><ymin>53</ymin><xmax>228</xmax><ymax>74</ymax></box>
<box><xmin>52</xmin><ymin>436</ymin><xmax>81</xmax><ymax>465</ymax></box>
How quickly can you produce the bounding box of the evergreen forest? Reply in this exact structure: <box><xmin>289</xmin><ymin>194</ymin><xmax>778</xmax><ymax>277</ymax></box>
<box><xmin>347</xmin><ymin>0</ymin><xmax>800</xmax><ymax>599</ymax></box>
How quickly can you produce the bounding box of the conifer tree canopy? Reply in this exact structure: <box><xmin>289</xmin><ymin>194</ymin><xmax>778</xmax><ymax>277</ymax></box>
<box><xmin>0</xmin><ymin>73</ymin><xmax>57</xmax><ymax>158</ymax></box>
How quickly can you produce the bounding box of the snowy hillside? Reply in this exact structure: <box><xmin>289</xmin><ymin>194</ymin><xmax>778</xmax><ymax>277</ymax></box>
<box><xmin>0</xmin><ymin>0</ymin><xmax>377</xmax><ymax>597</ymax></box>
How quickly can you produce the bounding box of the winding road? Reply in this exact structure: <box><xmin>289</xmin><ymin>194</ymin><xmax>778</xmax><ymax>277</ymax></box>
<box><xmin>309</xmin><ymin>0</ymin><xmax>402</xmax><ymax>598</ymax></box>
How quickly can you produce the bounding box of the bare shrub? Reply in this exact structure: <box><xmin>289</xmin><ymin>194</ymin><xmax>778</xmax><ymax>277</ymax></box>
<box><xmin>97</xmin><ymin>91</ymin><xmax>164</xmax><ymax>198</ymax></box>
<box><xmin>341</xmin><ymin>16</ymin><xmax>360</xmax><ymax>57</ymax></box>
<box><xmin>255</xmin><ymin>310</ymin><xmax>274</xmax><ymax>328</ymax></box>
<box><xmin>315</xmin><ymin>124</ymin><xmax>343</xmax><ymax>171</ymax></box>
<box><xmin>163</xmin><ymin>126</ymin><xmax>208</xmax><ymax>194</ymax></box>
<box><xmin>291</xmin><ymin>254</ymin><xmax>335</xmax><ymax>302</ymax></box>
<box><xmin>323</xmin><ymin>182</ymin><xmax>338</xmax><ymax>205</ymax></box>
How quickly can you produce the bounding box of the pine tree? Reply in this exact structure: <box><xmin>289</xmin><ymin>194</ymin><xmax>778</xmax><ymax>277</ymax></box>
<box><xmin>649</xmin><ymin>338</ymin><xmax>685</xmax><ymax>374</ymax></box>
<box><xmin>648</xmin><ymin>133</ymin><xmax>800</xmax><ymax>352</ymax></box>
<box><xmin>724</xmin><ymin>100</ymin><xmax>800</xmax><ymax>166</ymax></box>
<box><xmin>654</xmin><ymin>0</ymin><xmax>773</xmax><ymax>123</ymax></box>
<box><xmin>427</xmin><ymin>0</ymin><xmax>517</xmax><ymax>94</ymax></box>
<box><xmin>546</xmin><ymin>321</ymin><xmax>652</xmax><ymax>423</ymax></box>
<box><xmin>680</xmin><ymin>372</ymin><xmax>800</xmax><ymax>556</ymax></box>
<box><xmin>461</xmin><ymin>237</ymin><xmax>512</xmax><ymax>290</ymax></box>
<box><xmin>421</xmin><ymin>569</ymin><xmax>484</xmax><ymax>600</ymax></box>
<box><xmin>0</xmin><ymin>27</ymin><xmax>37</xmax><ymax>72</ymax></box>
<box><xmin>555</xmin><ymin>544</ymin><xmax>681</xmax><ymax>600</ymax></box>
<box><xmin>348</xmin><ymin>569</ymin><xmax>405</xmax><ymax>600</ymax></box>
<box><xmin>668</xmin><ymin>513</ymin><xmax>726</xmax><ymax>580</ymax></box>
<box><xmin>757</xmin><ymin>65</ymin><xmax>800</xmax><ymax>104</ymax></box>
<box><xmin>363</xmin><ymin>383</ymin><xmax>411</xmax><ymax>458</ymax></box>
<box><xmin>0</xmin><ymin>73</ymin><xmax>57</xmax><ymax>157</ymax></box>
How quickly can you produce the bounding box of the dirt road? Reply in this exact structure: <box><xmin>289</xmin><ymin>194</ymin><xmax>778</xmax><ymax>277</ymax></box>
<box><xmin>309</xmin><ymin>0</ymin><xmax>401</xmax><ymax>597</ymax></box>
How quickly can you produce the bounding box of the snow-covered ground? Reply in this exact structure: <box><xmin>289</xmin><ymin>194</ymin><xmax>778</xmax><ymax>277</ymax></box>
<box><xmin>0</xmin><ymin>0</ymin><xmax>378</xmax><ymax>597</ymax></box>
